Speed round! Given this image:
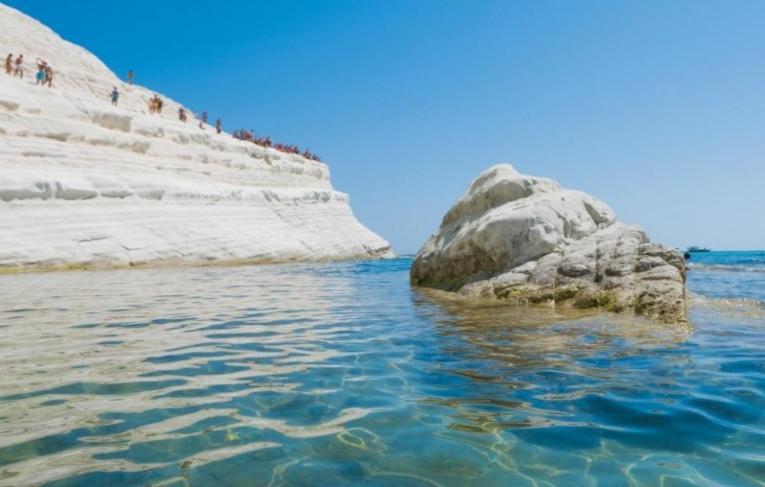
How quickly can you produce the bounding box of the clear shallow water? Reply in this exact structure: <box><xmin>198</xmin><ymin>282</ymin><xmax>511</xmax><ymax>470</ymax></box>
<box><xmin>687</xmin><ymin>251</ymin><xmax>765</xmax><ymax>304</ymax></box>
<box><xmin>0</xmin><ymin>254</ymin><xmax>764</xmax><ymax>486</ymax></box>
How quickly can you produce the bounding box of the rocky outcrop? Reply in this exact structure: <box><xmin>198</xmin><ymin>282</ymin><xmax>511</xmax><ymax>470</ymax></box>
<box><xmin>411</xmin><ymin>164</ymin><xmax>686</xmax><ymax>322</ymax></box>
<box><xmin>0</xmin><ymin>4</ymin><xmax>392</xmax><ymax>271</ymax></box>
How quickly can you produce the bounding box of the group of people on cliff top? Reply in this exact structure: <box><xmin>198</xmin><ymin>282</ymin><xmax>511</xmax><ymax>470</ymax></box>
<box><xmin>232</xmin><ymin>129</ymin><xmax>322</xmax><ymax>161</ymax></box>
<box><xmin>119</xmin><ymin>72</ymin><xmax>313</xmax><ymax>157</ymax></box>
<box><xmin>147</xmin><ymin>94</ymin><xmax>164</xmax><ymax>114</ymax></box>
<box><xmin>5</xmin><ymin>54</ymin><xmax>54</xmax><ymax>87</ymax></box>
<box><xmin>5</xmin><ymin>55</ymin><xmax>320</xmax><ymax>160</ymax></box>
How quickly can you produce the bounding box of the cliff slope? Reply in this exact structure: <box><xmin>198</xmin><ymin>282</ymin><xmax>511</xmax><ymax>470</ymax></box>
<box><xmin>0</xmin><ymin>4</ymin><xmax>392</xmax><ymax>271</ymax></box>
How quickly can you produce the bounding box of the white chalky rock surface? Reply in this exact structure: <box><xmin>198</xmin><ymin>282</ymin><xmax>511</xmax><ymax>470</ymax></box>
<box><xmin>411</xmin><ymin>164</ymin><xmax>687</xmax><ymax>322</ymax></box>
<box><xmin>0</xmin><ymin>4</ymin><xmax>392</xmax><ymax>271</ymax></box>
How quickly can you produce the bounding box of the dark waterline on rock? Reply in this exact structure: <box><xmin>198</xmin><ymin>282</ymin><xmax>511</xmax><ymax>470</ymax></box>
<box><xmin>0</xmin><ymin>254</ymin><xmax>764</xmax><ymax>486</ymax></box>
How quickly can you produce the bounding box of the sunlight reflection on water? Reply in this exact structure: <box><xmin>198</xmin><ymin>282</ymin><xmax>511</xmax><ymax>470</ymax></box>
<box><xmin>0</xmin><ymin>258</ymin><xmax>764</xmax><ymax>486</ymax></box>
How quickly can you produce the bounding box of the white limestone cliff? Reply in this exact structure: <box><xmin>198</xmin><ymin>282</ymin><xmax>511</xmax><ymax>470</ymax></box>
<box><xmin>411</xmin><ymin>164</ymin><xmax>687</xmax><ymax>323</ymax></box>
<box><xmin>0</xmin><ymin>3</ymin><xmax>392</xmax><ymax>271</ymax></box>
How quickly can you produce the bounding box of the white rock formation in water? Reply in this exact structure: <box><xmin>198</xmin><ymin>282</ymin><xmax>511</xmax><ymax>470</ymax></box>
<box><xmin>411</xmin><ymin>164</ymin><xmax>687</xmax><ymax>322</ymax></box>
<box><xmin>0</xmin><ymin>4</ymin><xmax>392</xmax><ymax>271</ymax></box>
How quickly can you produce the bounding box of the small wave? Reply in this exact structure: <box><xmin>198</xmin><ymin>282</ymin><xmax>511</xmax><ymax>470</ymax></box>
<box><xmin>689</xmin><ymin>293</ymin><xmax>765</xmax><ymax>312</ymax></box>
<box><xmin>688</xmin><ymin>263</ymin><xmax>765</xmax><ymax>273</ymax></box>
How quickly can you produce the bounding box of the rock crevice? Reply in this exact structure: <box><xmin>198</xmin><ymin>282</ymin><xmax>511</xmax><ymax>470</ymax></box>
<box><xmin>411</xmin><ymin>164</ymin><xmax>686</xmax><ymax>322</ymax></box>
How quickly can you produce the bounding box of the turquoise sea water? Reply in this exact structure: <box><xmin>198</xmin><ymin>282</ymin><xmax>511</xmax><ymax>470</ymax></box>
<box><xmin>0</xmin><ymin>252</ymin><xmax>764</xmax><ymax>486</ymax></box>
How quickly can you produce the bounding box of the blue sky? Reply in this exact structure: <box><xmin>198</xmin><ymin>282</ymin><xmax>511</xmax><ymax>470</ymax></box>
<box><xmin>8</xmin><ymin>0</ymin><xmax>764</xmax><ymax>252</ymax></box>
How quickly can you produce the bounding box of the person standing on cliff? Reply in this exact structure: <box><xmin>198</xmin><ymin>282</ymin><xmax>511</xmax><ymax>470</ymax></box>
<box><xmin>199</xmin><ymin>111</ymin><xmax>207</xmax><ymax>129</ymax></box>
<box><xmin>179</xmin><ymin>108</ymin><xmax>187</xmax><ymax>122</ymax></box>
<box><xmin>4</xmin><ymin>54</ymin><xmax>12</xmax><ymax>75</ymax></box>
<box><xmin>43</xmin><ymin>65</ymin><xmax>54</xmax><ymax>88</ymax></box>
<box><xmin>13</xmin><ymin>54</ymin><xmax>23</xmax><ymax>78</ymax></box>
<box><xmin>110</xmin><ymin>87</ymin><xmax>119</xmax><ymax>106</ymax></box>
<box><xmin>215</xmin><ymin>118</ymin><xmax>222</xmax><ymax>134</ymax></box>
<box><xmin>127</xmin><ymin>70</ymin><xmax>134</xmax><ymax>85</ymax></box>
<box><xmin>35</xmin><ymin>60</ymin><xmax>46</xmax><ymax>85</ymax></box>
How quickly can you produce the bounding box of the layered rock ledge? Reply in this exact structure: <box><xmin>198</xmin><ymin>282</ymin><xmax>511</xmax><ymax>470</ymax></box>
<box><xmin>411</xmin><ymin>164</ymin><xmax>686</xmax><ymax>322</ymax></box>
<box><xmin>0</xmin><ymin>4</ymin><xmax>392</xmax><ymax>272</ymax></box>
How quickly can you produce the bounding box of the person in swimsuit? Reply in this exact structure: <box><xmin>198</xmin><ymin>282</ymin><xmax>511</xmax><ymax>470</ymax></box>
<box><xmin>110</xmin><ymin>87</ymin><xmax>119</xmax><ymax>106</ymax></box>
<box><xmin>13</xmin><ymin>54</ymin><xmax>23</xmax><ymax>78</ymax></box>
<box><xmin>179</xmin><ymin>108</ymin><xmax>187</xmax><ymax>122</ymax></box>
<box><xmin>5</xmin><ymin>54</ymin><xmax>13</xmax><ymax>75</ymax></box>
<box><xmin>43</xmin><ymin>65</ymin><xmax>54</xmax><ymax>87</ymax></box>
<box><xmin>215</xmin><ymin>118</ymin><xmax>222</xmax><ymax>134</ymax></box>
<box><xmin>35</xmin><ymin>61</ymin><xmax>46</xmax><ymax>85</ymax></box>
<box><xmin>127</xmin><ymin>70</ymin><xmax>134</xmax><ymax>85</ymax></box>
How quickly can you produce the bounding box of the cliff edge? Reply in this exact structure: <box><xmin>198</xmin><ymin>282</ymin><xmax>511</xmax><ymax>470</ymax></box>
<box><xmin>0</xmin><ymin>4</ymin><xmax>392</xmax><ymax>271</ymax></box>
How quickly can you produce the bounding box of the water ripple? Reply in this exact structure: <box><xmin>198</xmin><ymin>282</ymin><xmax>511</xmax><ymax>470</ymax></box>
<box><xmin>0</xmin><ymin>258</ymin><xmax>764</xmax><ymax>486</ymax></box>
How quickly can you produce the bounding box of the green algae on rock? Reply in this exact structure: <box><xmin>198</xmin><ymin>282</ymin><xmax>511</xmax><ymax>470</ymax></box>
<box><xmin>411</xmin><ymin>164</ymin><xmax>687</xmax><ymax>323</ymax></box>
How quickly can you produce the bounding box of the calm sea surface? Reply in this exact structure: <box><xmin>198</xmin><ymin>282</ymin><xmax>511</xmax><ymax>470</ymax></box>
<box><xmin>1</xmin><ymin>252</ymin><xmax>764</xmax><ymax>486</ymax></box>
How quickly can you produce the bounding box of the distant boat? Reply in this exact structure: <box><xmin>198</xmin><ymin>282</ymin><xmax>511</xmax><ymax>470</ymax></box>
<box><xmin>687</xmin><ymin>246</ymin><xmax>711</xmax><ymax>253</ymax></box>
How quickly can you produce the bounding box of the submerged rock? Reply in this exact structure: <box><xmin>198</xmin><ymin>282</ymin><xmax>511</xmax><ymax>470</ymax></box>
<box><xmin>411</xmin><ymin>164</ymin><xmax>686</xmax><ymax>322</ymax></box>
